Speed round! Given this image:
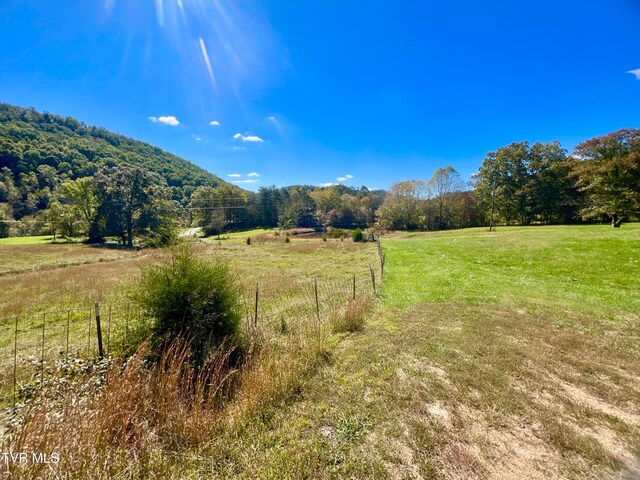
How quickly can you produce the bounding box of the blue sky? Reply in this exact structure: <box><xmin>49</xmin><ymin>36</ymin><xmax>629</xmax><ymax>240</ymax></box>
<box><xmin>1</xmin><ymin>0</ymin><xmax>639</xmax><ymax>191</ymax></box>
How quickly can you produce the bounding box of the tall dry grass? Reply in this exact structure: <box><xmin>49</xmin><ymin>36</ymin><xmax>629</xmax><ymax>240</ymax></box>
<box><xmin>2</xmin><ymin>339</ymin><xmax>236</xmax><ymax>479</ymax></box>
<box><xmin>1</xmin><ymin>312</ymin><xmax>336</xmax><ymax>479</ymax></box>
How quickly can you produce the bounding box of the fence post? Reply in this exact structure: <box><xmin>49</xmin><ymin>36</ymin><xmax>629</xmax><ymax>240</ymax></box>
<box><xmin>65</xmin><ymin>310</ymin><xmax>70</xmax><ymax>356</ymax></box>
<box><xmin>95</xmin><ymin>303</ymin><xmax>104</xmax><ymax>359</ymax></box>
<box><xmin>107</xmin><ymin>305</ymin><xmax>112</xmax><ymax>355</ymax></box>
<box><xmin>87</xmin><ymin>307</ymin><xmax>92</xmax><ymax>353</ymax></box>
<box><xmin>370</xmin><ymin>266</ymin><xmax>376</xmax><ymax>295</ymax></box>
<box><xmin>13</xmin><ymin>316</ymin><xmax>18</xmax><ymax>408</ymax></box>
<box><xmin>125</xmin><ymin>303</ymin><xmax>130</xmax><ymax>346</ymax></box>
<box><xmin>314</xmin><ymin>278</ymin><xmax>320</xmax><ymax>321</ymax></box>
<box><xmin>352</xmin><ymin>274</ymin><xmax>356</xmax><ymax>301</ymax></box>
<box><xmin>254</xmin><ymin>283</ymin><xmax>259</xmax><ymax>327</ymax></box>
<box><xmin>40</xmin><ymin>313</ymin><xmax>46</xmax><ymax>387</ymax></box>
<box><xmin>381</xmin><ymin>253</ymin><xmax>386</xmax><ymax>278</ymax></box>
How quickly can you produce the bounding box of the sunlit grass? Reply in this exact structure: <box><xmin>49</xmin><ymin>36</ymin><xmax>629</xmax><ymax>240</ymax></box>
<box><xmin>0</xmin><ymin>235</ymin><xmax>53</xmax><ymax>245</ymax></box>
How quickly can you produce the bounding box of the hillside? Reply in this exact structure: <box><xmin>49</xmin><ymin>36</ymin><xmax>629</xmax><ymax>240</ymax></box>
<box><xmin>0</xmin><ymin>103</ymin><xmax>226</xmax><ymax>220</ymax></box>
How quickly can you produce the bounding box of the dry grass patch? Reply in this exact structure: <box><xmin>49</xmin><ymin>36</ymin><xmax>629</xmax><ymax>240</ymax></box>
<box><xmin>0</xmin><ymin>244</ymin><xmax>137</xmax><ymax>276</ymax></box>
<box><xmin>330</xmin><ymin>297</ymin><xmax>371</xmax><ymax>333</ymax></box>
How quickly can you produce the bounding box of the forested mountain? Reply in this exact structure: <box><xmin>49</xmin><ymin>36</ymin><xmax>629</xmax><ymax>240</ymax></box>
<box><xmin>0</xmin><ymin>103</ymin><xmax>225</xmax><ymax>220</ymax></box>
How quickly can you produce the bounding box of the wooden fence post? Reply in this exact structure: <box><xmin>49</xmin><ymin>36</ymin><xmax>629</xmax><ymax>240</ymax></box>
<box><xmin>95</xmin><ymin>303</ymin><xmax>104</xmax><ymax>359</ymax></box>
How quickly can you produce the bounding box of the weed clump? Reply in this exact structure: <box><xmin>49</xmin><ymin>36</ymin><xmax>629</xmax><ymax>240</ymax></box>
<box><xmin>352</xmin><ymin>228</ymin><xmax>364</xmax><ymax>242</ymax></box>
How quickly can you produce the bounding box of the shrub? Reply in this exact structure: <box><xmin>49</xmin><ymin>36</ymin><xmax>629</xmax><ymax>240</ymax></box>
<box><xmin>352</xmin><ymin>228</ymin><xmax>364</xmax><ymax>242</ymax></box>
<box><xmin>246</xmin><ymin>237</ymin><xmax>251</xmax><ymax>245</ymax></box>
<box><xmin>129</xmin><ymin>242</ymin><xmax>242</xmax><ymax>366</ymax></box>
<box><xmin>285</xmin><ymin>236</ymin><xmax>291</xmax><ymax>243</ymax></box>
<box><xmin>330</xmin><ymin>298</ymin><xmax>370</xmax><ymax>333</ymax></box>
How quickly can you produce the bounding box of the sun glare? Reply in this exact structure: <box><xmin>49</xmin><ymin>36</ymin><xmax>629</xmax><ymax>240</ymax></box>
<box><xmin>104</xmin><ymin>0</ymin><xmax>283</xmax><ymax>107</ymax></box>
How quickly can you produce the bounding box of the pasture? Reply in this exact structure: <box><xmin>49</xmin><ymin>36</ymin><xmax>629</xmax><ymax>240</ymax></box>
<box><xmin>159</xmin><ymin>224</ymin><xmax>638</xmax><ymax>479</ymax></box>
<box><xmin>1</xmin><ymin>225</ymin><xmax>639</xmax><ymax>479</ymax></box>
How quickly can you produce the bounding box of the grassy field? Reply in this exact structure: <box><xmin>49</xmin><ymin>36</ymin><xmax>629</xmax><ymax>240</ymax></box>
<box><xmin>0</xmin><ymin>235</ymin><xmax>379</xmax><ymax>407</ymax></box>
<box><xmin>150</xmin><ymin>224</ymin><xmax>638</xmax><ymax>479</ymax></box>
<box><xmin>2</xmin><ymin>225</ymin><xmax>639</xmax><ymax>479</ymax></box>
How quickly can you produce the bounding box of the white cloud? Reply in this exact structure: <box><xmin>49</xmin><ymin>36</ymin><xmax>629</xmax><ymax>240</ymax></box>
<box><xmin>248</xmin><ymin>172</ymin><xmax>260</xmax><ymax>177</ymax></box>
<box><xmin>320</xmin><ymin>182</ymin><xmax>337</xmax><ymax>187</ymax></box>
<box><xmin>233</xmin><ymin>179</ymin><xmax>259</xmax><ymax>184</ymax></box>
<box><xmin>149</xmin><ymin>115</ymin><xmax>180</xmax><ymax>126</ymax></box>
<box><xmin>209</xmin><ymin>120</ymin><xmax>220</xmax><ymax>126</ymax></box>
<box><xmin>228</xmin><ymin>173</ymin><xmax>242</xmax><ymax>178</ymax></box>
<box><xmin>627</xmin><ymin>68</ymin><xmax>640</xmax><ymax>80</ymax></box>
<box><xmin>267</xmin><ymin>116</ymin><xmax>276</xmax><ymax>121</ymax></box>
<box><xmin>242</xmin><ymin>135</ymin><xmax>264</xmax><ymax>143</ymax></box>
<box><xmin>233</xmin><ymin>133</ymin><xmax>264</xmax><ymax>143</ymax></box>
<box><xmin>345</xmin><ymin>174</ymin><xmax>354</xmax><ymax>179</ymax></box>
<box><xmin>336</xmin><ymin>174</ymin><xmax>354</xmax><ymax>182</ymax></box>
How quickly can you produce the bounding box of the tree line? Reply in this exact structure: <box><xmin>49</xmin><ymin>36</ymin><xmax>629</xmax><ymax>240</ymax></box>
<box><xmin>378</xmin><ymin>130</ymin><xmax>639</xmax><ymax>230</ymax></box>
<box><xmin>1</xmin><ymin>102</ymin><xmax>639</xmax><ymax>241</ymax></box>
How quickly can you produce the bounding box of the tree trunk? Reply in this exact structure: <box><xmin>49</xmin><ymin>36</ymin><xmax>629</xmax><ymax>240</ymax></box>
<box><xmin>612</xmin><ymin>213</ymin><xmax>622</xmax><ymax>228</ymax></box>
<box><xmin>489</xmin><ymin>186</ymin><xmax>496</xmax><ymax>232</ymax></box>
<box><xmin>126</xmin><ymin>212</ymin><xmax>133</xmax><ymax>247</ymax></box>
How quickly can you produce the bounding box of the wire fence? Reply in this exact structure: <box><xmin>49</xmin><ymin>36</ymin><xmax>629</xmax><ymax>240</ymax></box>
<box><xmin>0</xmin><ymin>257</ymin><xmax>384</xmax><ymax>408</ymax></box>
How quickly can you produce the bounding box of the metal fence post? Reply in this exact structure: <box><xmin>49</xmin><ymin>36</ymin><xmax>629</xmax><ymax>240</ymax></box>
<box><xmin>107</xmin><ymin>305</ymin><xmax>112</xmax><ymax>355</ymax></box>
<box><xmin>95</xmin><ymin>303</ymin><xmax>104</xmax><ymax>359</ymax></box>
<box><xmin>40</xmin><ymin>313</ymin><xmax>46</xmax><ymax>387</ymax></box>
<box><xmin>370</xmin><ymin>266</ymin><xmax>376</xmax><ymax>295</ymax></box>
<box><xmin>87</xmin><ymin>307</ymin><xmax>92</xmax><ymax>353</ymax></box>
<box><xmin>65</xmin><ymin>309</ymin><xmax>70</xmax><ymax>356</ymax></box>
<box><xmin>254</xmin><ymin>283</ymin><xmax>259</xmax><ymax>327</ymax></box>
<box><xmin>314</xmin><ymin>278</ymin><xmax>320</xmax><ymax>321</ymax></box>
<box><xmin>125</xmin><ymin>303</ymin><xmax>130</xmax><ymax>346</ymax></box>
<box><xmin>13</xmin><ymin>316</ymin><xmax>18</xmax><ymax>408</ymax></box>
<box><xmin>352</xmin><ymin>274</ymin><xmax>356</xmax><ymax>300</ymax></box>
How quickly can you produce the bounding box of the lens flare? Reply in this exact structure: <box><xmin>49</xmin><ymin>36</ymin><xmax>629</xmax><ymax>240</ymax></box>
<box><xmin>105</xmin><ymin>0</ymin><xmax>286</xmax><ymax>113</ymax></box>
<box><xmin>199</xmin><ymin>37</ymin><xmax>217</xmax><ymax>91</ymax></box>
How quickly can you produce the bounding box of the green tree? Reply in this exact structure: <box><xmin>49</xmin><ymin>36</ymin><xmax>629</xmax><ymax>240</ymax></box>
<box><xmin>189</xmin><ymin>184</ymin><xmax>248</xmax><ymax>235</ymax></box>
<box><xmin>475</xmin><ymin>141</ymin><xmax>576</xmax><ymax>228</ymax></box>
<box><xmin>572</xmin><ymin>129</ymin><xmax>640</xmax><ymax>227</ymax></box>
<box><xmin>91</xmin><ymin>166</ymin><xmax>174</xmax><ymax>246</ymax></box>
<box><xmin>0</xmin><ymin>210</ymin><xmax>9</xmax><ymax>238</ymax></box>
<box><xmin>56</xmin><ymin>177</ymin><xmax>97</xmax><ymax>236</ymax></box>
